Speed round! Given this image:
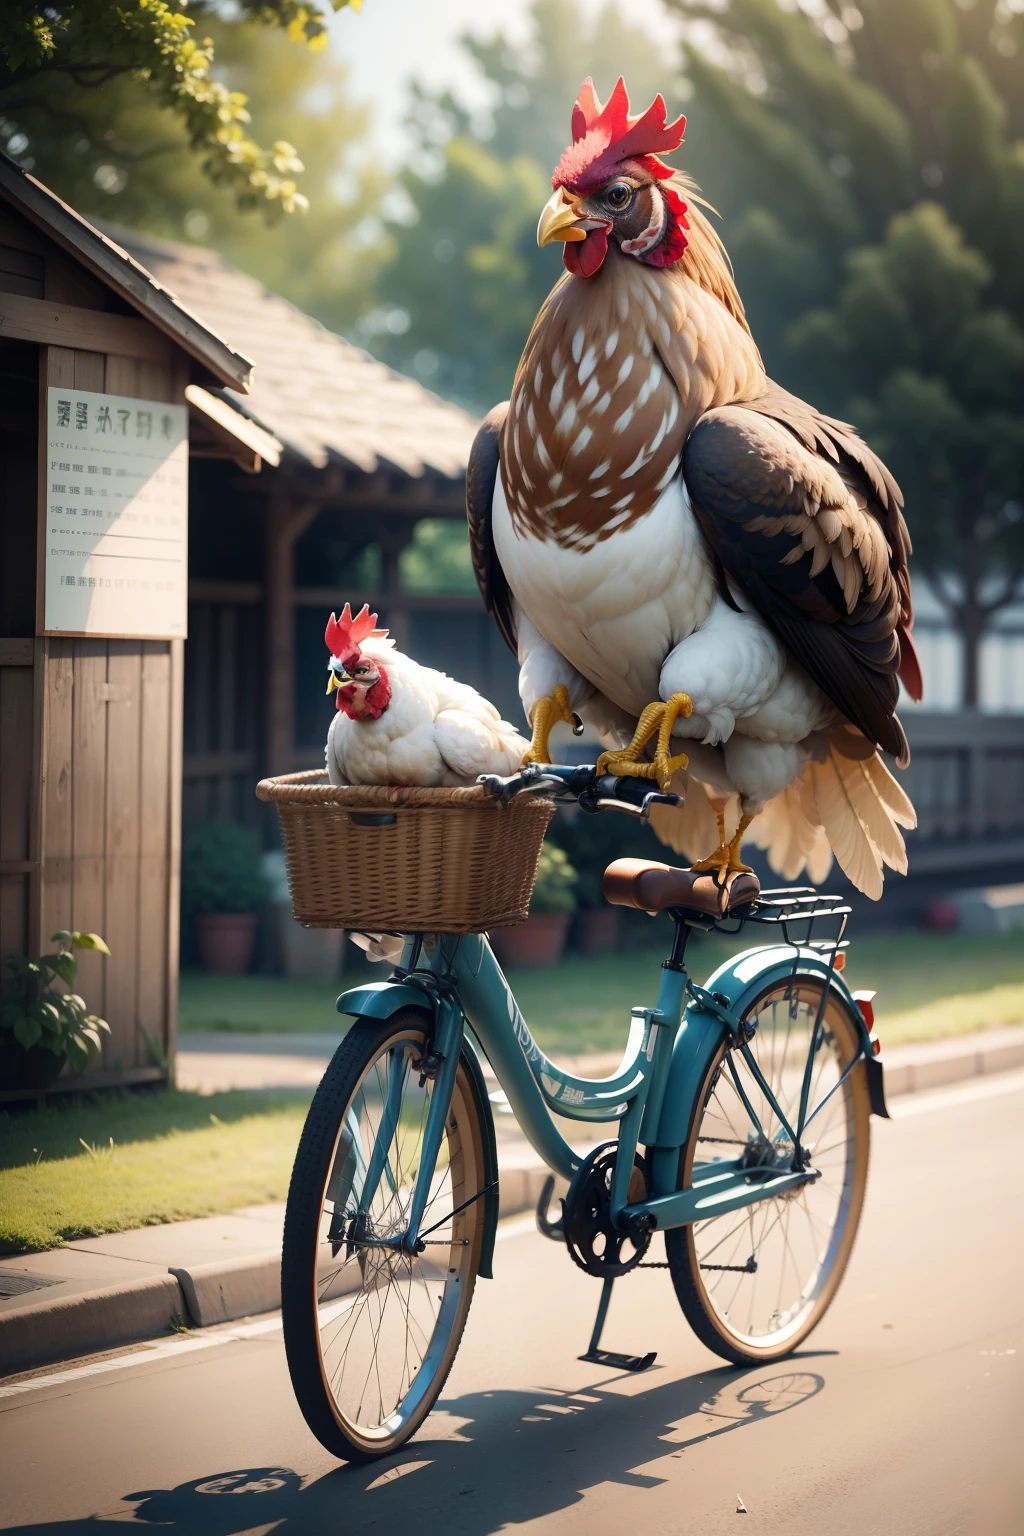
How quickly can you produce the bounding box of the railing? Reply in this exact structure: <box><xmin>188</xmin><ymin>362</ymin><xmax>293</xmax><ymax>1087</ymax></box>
<box><xmin>901</xmin><ymin>712</ymin><xmax>1024</xmax><ymax>843</ymax></box>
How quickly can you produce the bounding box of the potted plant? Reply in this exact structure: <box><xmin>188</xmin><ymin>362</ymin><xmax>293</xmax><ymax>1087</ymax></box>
<box><xmin>183</xmin><ymin>820</ymin><xmax>268</xmax><ymax>975</ymax></box>
<box><xmin>492</xmin><ymin>843</ymin><xmax>578</xmax><ymax>969</ymax></box>
<box><xmin>1</xmin><ymin>931</ymin><xmax>111</xmax><ymax>1090</ymax></box>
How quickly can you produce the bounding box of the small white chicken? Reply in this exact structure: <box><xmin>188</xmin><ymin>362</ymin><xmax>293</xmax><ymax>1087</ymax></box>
<box><xmin>324</xmin><ymin>603</ymin><xmax>529</xmax><ymax>787</ymax></box>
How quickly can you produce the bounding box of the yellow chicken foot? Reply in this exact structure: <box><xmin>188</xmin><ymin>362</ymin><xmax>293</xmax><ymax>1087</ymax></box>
<box><xmin>595</xmin><ymin>693</ymin><xmax>694</xmax><ymax>793</ymax></box>
<box><xmin>521</xmin><ymin>684</ymin><xmax>577</xmax><ymax>766</ymax></box>
<box><xmin>691</xmin><ymin>812</ymin><xmax>755</xmax><ymax>881</ymax></box>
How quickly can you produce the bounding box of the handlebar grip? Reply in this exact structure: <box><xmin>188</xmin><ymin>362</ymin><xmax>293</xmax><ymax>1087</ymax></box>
<box><xmin>596</xmin><ymin>775</ymin><xmax>680</xmax><ymax>810</ymax></box>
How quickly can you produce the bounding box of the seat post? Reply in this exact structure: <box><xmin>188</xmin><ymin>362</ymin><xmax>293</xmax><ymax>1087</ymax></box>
<box><xmin>663</xmin><ymin>918</ymin><xmax>689</xmax><ymax>973</ymax></box>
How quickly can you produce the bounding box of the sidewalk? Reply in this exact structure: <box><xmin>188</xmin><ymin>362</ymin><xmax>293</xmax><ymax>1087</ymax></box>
<box><xmin>4</xmin><ymin>1024</ymin><xmax>1024</xmax><ymax>1379</ymax></box>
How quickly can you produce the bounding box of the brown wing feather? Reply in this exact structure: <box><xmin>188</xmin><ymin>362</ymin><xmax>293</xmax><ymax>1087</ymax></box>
<box><xmin>684</xmin><ymin>394</ymin><xmax>912</xmax><ymax>764</ymax></box>
<box><xmin>467</xmin><ymin>403</ymin><xmax>517</xmax><ymax>654</ymax></box>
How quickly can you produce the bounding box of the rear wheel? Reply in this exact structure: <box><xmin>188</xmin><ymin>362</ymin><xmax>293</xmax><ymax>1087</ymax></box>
<box><xmin>666</xmin><ymin>976</ymin><xmax>870</xmax><ymax>1365</ymax></box>
<box><xmin>281</xmin><ymin>1010</ymin><xmax>487</xmax><ymax>1460</ymax></box>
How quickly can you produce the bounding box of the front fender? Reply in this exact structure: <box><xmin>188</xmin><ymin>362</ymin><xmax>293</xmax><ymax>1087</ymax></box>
<box><xmin>335</xmin><ymin>978</ymin><xmax>500</xmax><ymax>1279</ymax></box>
<box><xmin>336</xmin><ymin>981</ymin><xmax>433</xmax><ymax>1021</ymax></box>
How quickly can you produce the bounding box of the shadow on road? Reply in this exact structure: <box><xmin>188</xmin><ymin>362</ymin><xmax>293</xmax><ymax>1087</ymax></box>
<box><xmin>5</xmin><ymin>1363</ymin><xmax>825</xmax><ymax>1533</ymax></box>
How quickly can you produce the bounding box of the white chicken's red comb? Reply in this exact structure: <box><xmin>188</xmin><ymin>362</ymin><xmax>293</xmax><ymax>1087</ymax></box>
<box><xmin>325</xmin><ymin>603</ymin><xmax>388</xmax><ymax>659</ymax></box>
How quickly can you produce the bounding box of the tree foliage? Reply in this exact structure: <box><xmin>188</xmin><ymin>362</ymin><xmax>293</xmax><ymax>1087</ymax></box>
<box><xmin>0</xmin><ymin>0</ymin><xmax>362</xmax><ymax>216</ymax></box>
<box><xmin>0</xmin><ymin>13</ymin><xmax>381</xmax><ymax>333</ymax></box>
<box><xmin>371</xmin><ymin>0</ymin><xmax>681</xmax><ymax>407</ymax></box>
<box><xmin>668</xmin><ymin>0</ymin><xmax>1024</xmax><ymax>703</ymax></box>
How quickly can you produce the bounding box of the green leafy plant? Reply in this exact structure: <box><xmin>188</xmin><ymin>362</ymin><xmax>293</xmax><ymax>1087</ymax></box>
<box><xmin>182</xmin><ymin>819</ymin><xmax>268</xmax><ymax>917</ymax></box>
<box><xmin>1</xmin><ymin>931</ymin><xmax>111</xmax><ymax>1071</ymax></box>
<box><xmin>1</xmin><ymin>0</ymin><xmax>368</xmax><ymax>217</ymax></box>
<box><xmin>529</xmin><ymin>842</ymin><xmax>578</xmax><ymax>916</ymax></box>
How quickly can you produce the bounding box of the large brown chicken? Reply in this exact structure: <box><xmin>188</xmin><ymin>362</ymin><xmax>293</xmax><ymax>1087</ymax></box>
<box><xmin>467</xmin><ymin>78</ymin><xmax>923</xmax><ymax>898</ymax></box>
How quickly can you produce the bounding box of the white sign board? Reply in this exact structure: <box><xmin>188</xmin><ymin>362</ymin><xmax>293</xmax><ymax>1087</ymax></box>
<box><xmin>44</xmin><ymin>387</ymin><xmax>188</xmax><ymax>639</ymax></box>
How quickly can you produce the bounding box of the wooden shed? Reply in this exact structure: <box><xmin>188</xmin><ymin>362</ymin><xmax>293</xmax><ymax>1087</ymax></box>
<box><xmin>0</xmin><ymin>157</ymin><xmax>255</xmax><ymax>1095</ymax></box>
<box><xmin>107</xmin><ymin>230</ymin><xmax>499</xmax><ymax>836</ymax></box>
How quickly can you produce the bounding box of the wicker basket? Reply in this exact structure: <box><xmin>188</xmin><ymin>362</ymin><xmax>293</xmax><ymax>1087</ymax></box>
<box><xmin>255</xmin><ymin>771</ymin><xmax>555</xmax><ymax>934</ymax></box>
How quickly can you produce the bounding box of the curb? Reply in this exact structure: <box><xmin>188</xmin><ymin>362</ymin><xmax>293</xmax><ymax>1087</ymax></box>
<box><xmin>0</xmin><ymin>1273</ymin><xmax>184</xmax><ymax>1378</ymax></box>
<box><xmin>3</xmin><ymin>1030</ymin><xmax>1021</xmax><ymax>1378</ymax></box>
<box><xmin>170</xmin><ymin>1251</ymin><xmax>283</xmax><ymax>1328</ymax></box>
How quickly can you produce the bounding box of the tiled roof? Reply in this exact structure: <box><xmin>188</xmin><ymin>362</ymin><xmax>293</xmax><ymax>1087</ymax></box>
<box><xmin>0</xmin><ymin>155</ymin><xmax>253</xmax><ymax>390</ymax></box>
<box><xmin>110</xmin><ymin>228</ymin><xmax>477</xmax><ymax>480</ymax></box>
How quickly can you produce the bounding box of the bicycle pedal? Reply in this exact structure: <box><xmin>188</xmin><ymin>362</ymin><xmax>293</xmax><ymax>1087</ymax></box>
<box><xmin>535</xmin><ymin>1175</ymin><xmax>565</xmax><ymax>1242</ymax></box>
<box><xmin>578</xmin><ymin>1348</ymin><xmax>657</xmax><ymax>1373</ymax></box>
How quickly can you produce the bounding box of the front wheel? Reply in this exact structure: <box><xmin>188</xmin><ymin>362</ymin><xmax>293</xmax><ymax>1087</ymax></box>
<box><xmin>281</xmin><ymin>1010</ymin><xmax>488</xmax><ymax>1460</ymax></box>
<box><xmin>666</xmin><ymin>976</ymin><xmax>870</xmax><ymax>1365</ymax></box>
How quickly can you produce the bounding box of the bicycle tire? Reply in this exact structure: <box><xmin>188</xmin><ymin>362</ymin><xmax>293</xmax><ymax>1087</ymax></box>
<box><xmin>665</xmin><ymin>975</ymin><xmax>870</xmax><ymax>1366</ymax></box>
<box><xmin>281</xmin><ymin>1010</ymin><xmax>487</xmax><ymax>1460</ymax></box>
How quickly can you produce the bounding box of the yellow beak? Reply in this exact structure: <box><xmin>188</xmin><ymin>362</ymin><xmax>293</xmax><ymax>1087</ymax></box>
<box><xmin>537</xmin><ymin>187</ymin><xmax>587</xmax><ymax>247</ymax></box>
<box><xmin>326</xmin><ymin>668</ymin><xmax>350</xmax><ymax>695</ymax></box>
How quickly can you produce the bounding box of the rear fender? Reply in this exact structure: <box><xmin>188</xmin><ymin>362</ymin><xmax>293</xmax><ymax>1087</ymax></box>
<box><xmin>649</xmin><ymin>944</ymin><xmax>887</xmax><ymax>1178</ymax></box>
<box><xmin>336</xmin><ymin>978</ymin><xmax>500</xmax><ymax>1278</ymax></box>
<box><xmin>701</xmin><ymin>945</ymin><xmax>888</xmax><ymax>1117</ymax></box>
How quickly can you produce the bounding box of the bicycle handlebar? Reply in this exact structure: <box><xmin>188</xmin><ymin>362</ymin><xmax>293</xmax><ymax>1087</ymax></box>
<box><xmin>478</xmin><ymin>762</ymin><xmax>681</xmax><ymax>820</ymax></box>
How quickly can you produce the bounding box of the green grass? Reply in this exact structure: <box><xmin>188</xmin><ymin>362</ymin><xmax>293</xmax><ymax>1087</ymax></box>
<box><xmin>6</xmin><ymin>928</ymin><xmax>1021</xmax><ymax>1257</ymax></box>
<box><xmin>180</xmin><ymin>930</ymin><xmax>1024</xmax><ymax>1056</ymax></box>
<box><xmin>0</xmin><ymin>1087</ymin><xmax>310</xmax><ymax>1255</ymax></box>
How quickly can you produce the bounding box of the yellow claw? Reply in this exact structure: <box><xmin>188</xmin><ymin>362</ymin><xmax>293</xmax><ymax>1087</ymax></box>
<box><xmin>596</xmin><ymin>693</ymin><xmax>694</xmax><ymax>793</ymax></box>
<box><xmin>521</xmin><ymin>684</ymin><xmax>576</xmax><ymax>767</ymax></box>
<box><xmin>691</xmin><ymin>812</ymin><xmax>755</xmax><ymax>883</ymax></box>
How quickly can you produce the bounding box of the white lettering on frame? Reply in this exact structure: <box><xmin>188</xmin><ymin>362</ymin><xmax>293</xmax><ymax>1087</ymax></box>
<box><xmin>44</xmin><ymin>388</ymin><xmax>188</xmax><ymax>638</ymax></box>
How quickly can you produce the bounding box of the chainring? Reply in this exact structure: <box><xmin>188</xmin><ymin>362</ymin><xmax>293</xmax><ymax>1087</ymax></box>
<box><xmin>562</xmin><ymin>1141</ymin><xmax>652</xmax><ymax>1278</ymax></box>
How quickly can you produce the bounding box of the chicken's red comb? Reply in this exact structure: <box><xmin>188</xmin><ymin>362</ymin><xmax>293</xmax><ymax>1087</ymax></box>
<box><xmin>325</xmin><ymin>602</ymin><xmax>387</xmax><ymax>658</ymax></box>
<box><xmin>553</xmin><ymin>77</ymin><xmax>686</xmax><ymax>194</ymax></box>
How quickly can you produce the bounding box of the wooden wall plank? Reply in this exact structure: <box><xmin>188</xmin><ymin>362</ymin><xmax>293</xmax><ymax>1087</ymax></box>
<box><xmin>166</xmin><ymin>638</ymin><xmax>184</xmax><ymax>1073</ymax></box>
<box><xmin>103</xmin><ymin>642</ymin><xmax>142</xmax><ymax>1069</ymax></box>
<box><xmin>38</xmin><ymin>347</ymin><xmax>76</xmax><ymax>636</ymax></box>
<box><xmin>70</xmin><ymin>640</ymin><xmax>109</xmax><ymax>1023</ymax></box>
<box><xmin>39</xmin><ymin>638</ymin><xmax>74</xmax><ymax>947</ymax></box>
<box><xmin>0</xmin><ymin>666</ymin><xmax>35</xmax><ymax>967</ymax></box>
<box><xmin>103</xmin><ymin>355</ymin><xmax>138</xmax><ymax>398</ymax></box>
<box><xmin>0</xmin><ymin>293</ymin><xmax>171</xmax><ymax>362</ymax></box>
<box><xmin>137</xmin><ymin>641</ymin><xmax>171</xmax><ymax>1066</ymax></box>
<box><xmin>0</xmin><ymin>875</ymin><xmax>29</xmax><ymax>966</ymax></box>
<box><xmin>0</xmin><ymin>666</ymin><xmax>33</xmax><ymax>865</ymax></box>
<box><xmin>73</xmin><ymin>349</ymin><xmax>105</xmax><ymax>393</ymax></box>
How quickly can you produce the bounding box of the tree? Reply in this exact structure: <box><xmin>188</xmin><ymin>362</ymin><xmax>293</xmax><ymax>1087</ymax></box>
<box><xmin>667</xmin><ymin>0</ymin><xmax>1024</xmax><ymax>704</ymax></box>
<box><xmin>371</xmin><ymin>0</ymin><xmax>681</xmax><ymax>409</ymax></box>
<box><xmin>790</xmin><ymin>202</ymin><xmax>1024</xmax><ymax>706</ymax></box>
<box><xmin>0</xmin><ymin>13</ymin><xmax>382</xmax><ymax>334</ymax></box>
<box><xmin>1</xmin><ymin>0</ymin><xmax>362</xmax><ymax>217</ymax></box>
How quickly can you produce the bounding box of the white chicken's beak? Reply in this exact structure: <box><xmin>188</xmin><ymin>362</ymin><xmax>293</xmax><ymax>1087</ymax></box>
<box><xmin>326</xmin><ymin>666</ymin><xmax>350</xmax><ymax>695</ymax></box>
<box><xmin>538</xmin><ymin>187</ymin><xmax>588</xmax><ymax>246</ymax></box>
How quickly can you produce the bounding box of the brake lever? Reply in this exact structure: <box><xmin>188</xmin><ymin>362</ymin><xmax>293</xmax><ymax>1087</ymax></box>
<box><xmin>478</xmin><ymin>767</ymin><xmax>562</xmax><ymax>805</ymax></box>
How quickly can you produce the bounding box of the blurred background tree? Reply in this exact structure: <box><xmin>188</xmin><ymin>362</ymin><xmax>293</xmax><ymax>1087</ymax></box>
<box><xmin>368</xmin><ymin>0</ymin><xmax>683</xmax><ymax>408</ymax></box>
<box><xmin>0</xmin><ymin>1</ymin><xmax>381</xmax><ymax>332</ymax></box>
<box><xmin>667</xmin><ymin>0</ymin><xmax>1024</xmax><ymax>703</ymax></box>
<box><xmin>3</xmin><ymin>0</ymin><xmax>1021</xmax><ymax>674</ymax></box>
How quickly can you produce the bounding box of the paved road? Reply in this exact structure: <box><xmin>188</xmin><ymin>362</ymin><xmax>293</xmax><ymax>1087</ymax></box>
<box><xmin>2</xmin><ymin>1073</ymin><xmax>1022</xmax><ymax>1535</ymax></box>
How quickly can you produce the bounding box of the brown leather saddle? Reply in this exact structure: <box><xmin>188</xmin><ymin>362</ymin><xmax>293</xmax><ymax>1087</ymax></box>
<box><xmin>603</xmin><ymin>858</ymin><xmax>760</xmax><ymax>919</ymax></box>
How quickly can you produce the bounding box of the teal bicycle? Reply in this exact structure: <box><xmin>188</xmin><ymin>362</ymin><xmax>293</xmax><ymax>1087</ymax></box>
<box><xmin>280</xmin><ymin>762</ymin><xmax>887</xmax><ymax>1461</ymax></box>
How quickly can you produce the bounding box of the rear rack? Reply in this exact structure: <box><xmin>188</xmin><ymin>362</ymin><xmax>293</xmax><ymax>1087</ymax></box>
<box><xmin>684</xmin><ymin>886</ymin><xmax>851</xmax><ymax>955</ymax></box>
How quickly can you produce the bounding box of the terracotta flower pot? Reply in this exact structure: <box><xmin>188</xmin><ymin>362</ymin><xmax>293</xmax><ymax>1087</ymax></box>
<box><xmin>575</xmin><ymin>906</ymin><xmax>622</xmax><ymax>956</ymax></box>
<box><xmin>0</xmin><ymin>1036</ymin><xmax>67</xmax><ymax>1091</ymax></box>
<box><xmin>195</xmin><ymin>912</ymin><xmax>259</xmax><ymax>976</ymax></box>
<box><xmin>491</xmin><ymin>912</ymin><xmax>571</xmax><ymax>969</ymax></box>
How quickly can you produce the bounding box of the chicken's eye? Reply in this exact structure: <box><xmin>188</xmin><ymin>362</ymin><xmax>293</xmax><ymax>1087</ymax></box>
<box><xmin>604</xmin><ymin>183</ymin><xmax>633</xmax><ymax>211</ymax></box>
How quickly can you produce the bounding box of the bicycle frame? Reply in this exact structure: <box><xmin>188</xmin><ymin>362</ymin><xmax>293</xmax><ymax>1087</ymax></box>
<box><xmin>338</xmin><ymin>918</ymin><xmax>882</xmax><ymax>1260</ymax></box>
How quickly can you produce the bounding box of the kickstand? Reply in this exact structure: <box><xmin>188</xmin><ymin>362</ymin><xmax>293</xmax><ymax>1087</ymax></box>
<box><xmin>578</xmin><ymin>1275</ymin><xmax>657</xmax><ymax>1373</ymax></box>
